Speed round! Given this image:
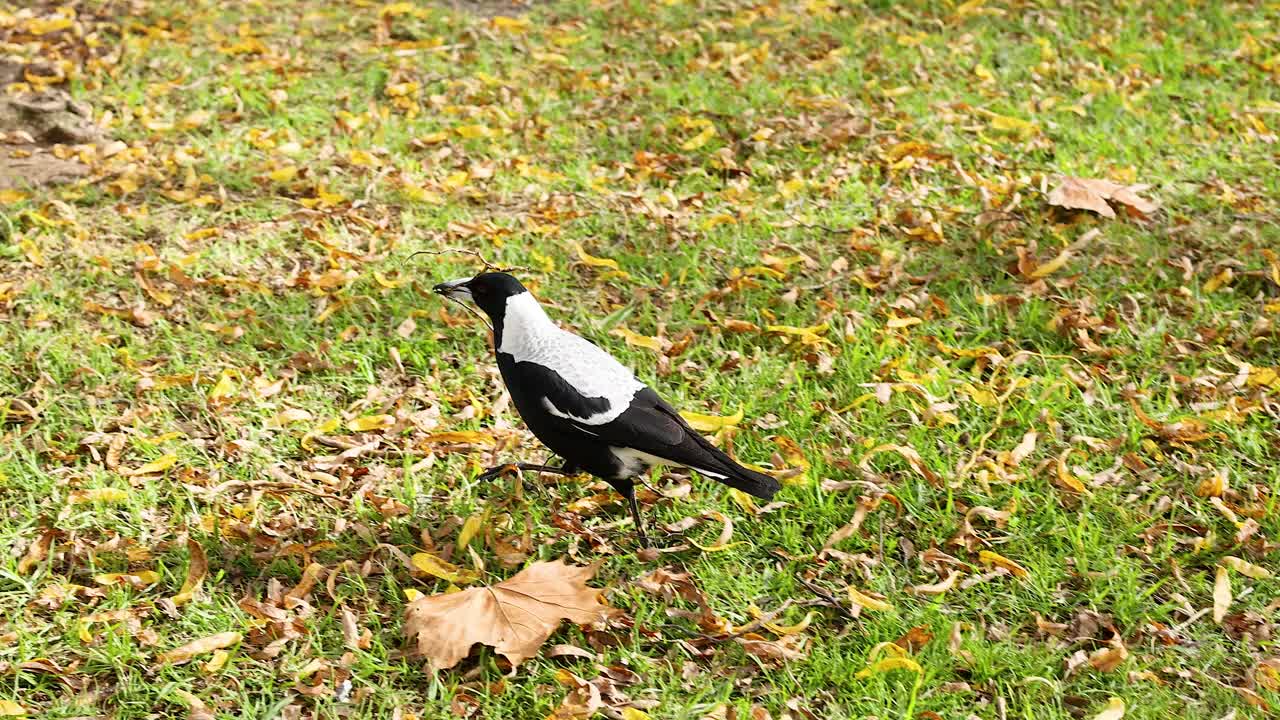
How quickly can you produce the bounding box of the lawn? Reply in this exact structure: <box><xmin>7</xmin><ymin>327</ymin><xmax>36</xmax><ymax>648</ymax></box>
<box><xmin>1</xmin><ymin>0</ymin><xmax>1278</xmax><ymax>718</ymax></box>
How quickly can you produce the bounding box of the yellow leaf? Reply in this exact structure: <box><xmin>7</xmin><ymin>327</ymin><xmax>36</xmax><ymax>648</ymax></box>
<box><xmin>179</xmin><ymin>110</ymin><xmax>213</xmax><ymax>130</ymax></box>
<box><xmin>1203</xmin><ymin>268</ymin><xmax>1233</xmax><ymax>293</ymax></box>
<box><xmin>455</xmin><ymin>124</ymin><xmax>493</xmax><ymax>140</ymax></box>
<box><xmin>268</xmin><ymin>165</ymin><xmax>299</xmax><ymax>183</ymax></box>
<box><xmin>457</xmin><ymin>512</ymin><xmax>486</xmax><ymax>552</ymax></box>
<box><xmin>158</xmin><ymin>632</ymin><xmax>242</xmax><ymax>665</ymax></box>
<box><xmin>1222</xmin><ymin>556</ymin><xmax>1272</xmax><ymax>580</ymax></box>
<box><xmin>681</xmin><ymin>125</ymin><xmax>718</xmax><ymax>151</ymax></box>
<box><xmin>886</xmin><ymin>315</ymin><xmax>921</xmax><ymax>329</ymax></box>
<box><xmin>691</xmin><ymin>511</ymin><xmax>743</xmax><ymax>552</ymax></box>
<box><xmin>0</xmin><ymin>189</ymin><xmax>28</xmax><ymax>204</ymax></box>
<box><xmin>1092</xmin><ymin>697</ymin><xmax>1125</xmax><ymax>720</ymax></box>
<box><xmin>0</xmin><ymin>700</ymin><xmax>27</xmax><ymax>716</ymax></box>
<box><xmin>1030</xmin><ymin>248</ymin><xmax>1073</xmax><ymax>278</ymax></box>
<box><xmin>490</xmin><ymin>15</ymin><xmax>530</xmax><ymax>33</ymax></box>
<box><xmin>989</xmin><ymin>114</ymin><xmax>1037</xmax><ymax>139</ymax></box>
<box><xmin>847</xmin><ymin>587</ymin><xmax>893</xmax><ymax>612</ymax></box>
<box><xmin>411</xmin><ymin>552</ymin><xmax>481</xmax><ymax>585</ymax></box>
<box><xmin>404</xmin><ymin>588</ymin><xmax>423</xmax><ymax>601</ymax></box>
<box><xmin>417</xmin><ymin>131</ymin><xmax>449</xmax><ymax>144</ymax></box>
<box><xmin>1213</xmin><ymin>565</ymin><xmax>1231</xmax><ymax>623</ymax></box>
<box><xmin>203</xmin><ymin>649</ymin><xmax>229</xmax><ymax>672</ymax></box>
<box><xmin>766</xmin><ymin>323</ymin><xmax>832</xmax><ymax>346</ymax></box>
<box><xmin>127</xmin><ymin>454</ymin><xmax>178</xmax><ymax>476</ymax></box>
<box><xmin>621</xmin><ymin>708</ymin><xmax>651</xmax><ymax>720</ymax></box>
<box><xmin>978</xmin><ymin>550</ymin><xmax>1029</xmax><ymax>578</ymax></box>
<box><xmin>18</xmin><ymin>239</ymin><xmax>44</xmax><ymax>266</ymax></box>
<box><xmin>611</xmin><ymin>326</ymin><xmax>663</xmax><ymax>352</ymax></box>
<box><xmin>171</xmin><ymin>538</ymin><xmax>209</xmax><ymax>607</ymax></box>
<box><xmin>70</xmin><ymin>488</ymin><xmax>129</xmax><ymax>504</ymax></box>
<box><xmin>855</xmin><ymin>656</ymin><xmax>922</xmax><ymax>678</ymax></box>
<box><xmin>420</xmin><ymin>431</ymin><xmax>495</xmax><ymax>447</ymax></box>
<box><xmin>679</xmin><ymin>407</ymin><xmax>744</xmax><ymax>432</ymax></box>
<box><xmin>572</xmin><ymin>242</ymin><xmax>622</xmax><ymax>270</ymax></box>
<box><xmin>94</xmin><ymin>570</ymin><xmax>161</xmax><ymax>586</ymax></box>
<box><xmin>347</xmin><ymin>414</ymin><xmax>396</xmax><ymax>432</ymax></box>
<box><xmin>764</xmin><ymin>610</ymin><xmax>814</xmax><ymax>636</ymax></box>
<box><xmin>208</xmin><ymin>371</ymin><xmax>237</xmax><ymax>401</ymax></box>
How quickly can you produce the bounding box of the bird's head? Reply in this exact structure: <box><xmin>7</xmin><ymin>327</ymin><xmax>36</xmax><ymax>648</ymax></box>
<box><xmin>433</xmin><ymin>271</ymin><xmax>529</xmax><ymax>318</ymax></box>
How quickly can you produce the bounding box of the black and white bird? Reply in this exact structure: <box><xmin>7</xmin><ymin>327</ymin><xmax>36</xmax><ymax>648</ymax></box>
<box><xmin>433</xmin><ymin>272</ymin><xmax>780</xmax><ymax>546</ymax></box>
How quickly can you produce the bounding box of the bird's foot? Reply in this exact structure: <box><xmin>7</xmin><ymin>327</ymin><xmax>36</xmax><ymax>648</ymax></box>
<box><xmin>477</xmin><ymin>463</ymin><xmax>520</xmax><ymax>482</ymax></box>
<box><xmin>477</xmin><ymin>462</ymin><xmax>575</xmax><ymax>482</ymax></box>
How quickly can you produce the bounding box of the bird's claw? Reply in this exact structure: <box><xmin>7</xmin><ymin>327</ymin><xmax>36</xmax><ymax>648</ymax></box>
<box><xmin>477</xmin><ymin>463</ymin><xmax>519</xmax><ymax>482</ymax></box>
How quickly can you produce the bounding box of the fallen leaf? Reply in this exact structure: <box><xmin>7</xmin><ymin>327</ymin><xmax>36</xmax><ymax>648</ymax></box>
<box><xmin>691</xmin><ymin>511</ymin><xmax>742</xmax><ymax>552</ymax></box>
<box><xmin>611</xmin><ymin>326</ymin><xmax>664</xmax><ymax>352</ymax></box>
<box><xmin>125</xmin><ymin>454</ymin><xmax>178</xmax><ymax>476</ymax></box>
<box><xmin>907</xmin><ymin>571</ymin><xmax>961</xmax><ymax>595</ymax></box>
<box><xmin>404</xmin><ymin>560</ymin><xmax>612</xmax><ymax>670</ymax></box>
<box><xmin>158</xmin><ymin>632</ymin><xmax>243</xmax><ymax>665</ymax></box>
<box><xmin>17</xmin><ymin>529</ymin><xmax>57</xmax><ymax>575</ymax></box>
<box><xmin>1221</xmin><ymin>556</ymin><xmax>1272</xmax><ymax>579</ymax></box>
<box><xmin>1092</xmin><ymin>697</ymin><xmax>1125</xmax><ymax>720</ymax></box>
<box><xmin>69</xmin><ymin>488</ymin><xmax>129</xmax><ymax>504</ymax></box>
<box><xmin>1213</xmin><ymin>565</ymin><xmax>1232</xmax><ymax>623</ymax></box>
<box><xmin>171</xmin><ymin>538</ymin><xmax>208</xmax><ymax>606</ymax></box>
<box><xmin>679</xmin><ymin>407</ymin><xmax>744</xmax><ymax>432</ymax></box>
<box><xmin>173</xmin><ymin>689</ymin><xmax>216</xmax><ymax>720</ymax></box>
<box><xmin>410</xmin><ymin>552</ymin><xmax>481</xmax><ymax>585</ymax></box>
<box><xmin>1089</xmin><ymin>641</ymin><xmax>1129</xmax><ymax>672</ymax></box>
<box><xmin>0</xmin><ymin>700</ymin><xmax>26</xmax><ymax>717</ymax></box>
<box><xmin>978</xmin><ymin>550</ymin><xmax>1029</xmax><ymax>578</ymax></box>
<box><xmin>846</xmin><ymin>586</ymin><xmax>893</xmax><ymax>612</ymax></box>
<box><xmin>1047</xmin><ymin>177</ymin><xmax>1158</xmax><ymax>218</ymax></box>
<box><xmin>347</xmin><ymin>414</ymin><xmax>395</xmax><ymax>432</ymax></box>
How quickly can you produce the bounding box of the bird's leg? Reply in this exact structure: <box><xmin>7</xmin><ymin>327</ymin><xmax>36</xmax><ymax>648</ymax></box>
<box><xmin>476</xmin><ymin>462</ymin><xmax>575</xmax><ymax>482</ymax></box>
<box><xmin>621</xmin><ymin>484</ymin><xmax>650</xmax><ymax>549</ymax></box>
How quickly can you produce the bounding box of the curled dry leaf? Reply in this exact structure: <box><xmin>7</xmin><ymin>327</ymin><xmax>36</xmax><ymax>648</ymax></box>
<box><xmin>171</xmin><ymin>538</ymin><xmax>208</xmax><ymax>607</ymax></box>
<box><xmin>907</xmin><ymin>571</ymin><xmax>962</xmax><ymax>595</ymax></box>
<box><xmin>1089</xmin><ymin>641</ymin><xmax>1129</xmax><ymax>672</ymax></box>
<box><xmin>404</xmin><ymin>560</ymin><xmax>612</xmax><ymax>670</ymax></box>
<box><xmin>692</xmin><ymin>511</ymin><xmax>741</xmax><ymax>552</ymax></box>
<box><xmin>978</xmin><ymin>550</ymin><xmax>1029</xmax><ymax>578</ymax></box>
<box><xmin>158</xmin><ymin>631</ymin><xmax>242</xmax><ymax>665</ymax></box>
<box><xmin>846</xmin><ymin>586</ymin><xmax>893</xmax><ymax>612</ymax></box>
<box><xmin>1221</xmin><ymin>556</ymin><xmax>1272</xmax><ymax>580</ymax></box>
<box><xmin>17</xmin><ymin>528</ymin><xmax>57</xmax><ymax>575</ymax></box>
<box><xmin>1047</xmin><ymin>176</ymin><xmax>1158</xmax><ymax>219</ymax></box>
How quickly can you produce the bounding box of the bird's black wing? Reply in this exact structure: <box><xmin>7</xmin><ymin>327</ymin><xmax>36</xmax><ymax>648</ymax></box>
<box><xmin>507</xmin><ymin>360</ymin><xmax>613</xmax><ymax>420</ymax></box>
<box><xmin>574</xmin><ymin>387</ymin><xmax>780</xmax><ymax>499</ymax></box>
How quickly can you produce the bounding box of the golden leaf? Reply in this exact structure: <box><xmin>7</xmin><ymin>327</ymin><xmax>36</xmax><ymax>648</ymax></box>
<box><xmin>611</xmin><ymin>326</ymin><xmax>664</xmax><ymax>352</ymax></box>
<box><xmin>69</xmin><ymin>488</ymin><xmax>129</xmax><ymax>504</ymax></box>
<box><xmin>847</xmin><ymin>587</ymin><xmax>893</xmax><ymax>612</ymax></box>
<box><xmin>855</xmin><ymin>656</ymin><xmax>922</xmax><ymax>678</ymax></box>
<box><xmin>691</xmin><ymin>511</ymin><xmax>743</xmax><ymax>552</ymax></box>
<box><xmin>157</xmin><ymin>632</ymin><xmax>243</xmax><ymax>665</ymax></box>
<box><xmin>679</xmin><ymin>407</ymin><xmax>744</xmax><ymax>432</ymax></box>
<box><xmin>207</xmin><ymin>371</ymin><xmax>237</xmax><ymax>401</ymax></box>
<box><xmin>403</xmin><ymin>560</ymin><xmax>611</xmax><ymax>670</ymax></box>
<box><xmin>0</xmin><ymin>700</ymin><xmax>27</xmax><ymax>717</ymax></box>
<box><xmin>906</xmin><ymin>571</ymin><xmax>961</xmax><ymax>595</ymax></box>
<box><xmin>457</xmin><ymin>512</ymin><xmax>486</xmax><ymax>552</ymax></box>
<box><xmin>1091</xmin><ymin>697</ymin><xmax>1125</xmax><ymax>720</ymax></box>
<box><xmin>978</xmin><ymin>550</ymin><xmax>1029</xmax><ymax>578</ymax></box>
<box><xmin>126</xmin><ymin>454</ymin><xmax>178</xmax><ymax>476</ymax></box>
<box><xmin>171</xmin><ymin>538</ymin><xmax>209</xmax><ymax>607</ymax></box>
<box><xmin>410</xmin><ymin>552</ymin><xmax>481</xmax><ymax>585</ymax></box>
<box><xmin>347</xmin><ymin>414</ymin><xmax>396</xmax><ymax>432</ymax></box>
<box><xmin>681</xmin><ymin>125</ymin><xmax>718</xmax><ymax>151</ymax></box>
<box><xmin>1213</xmin><ymin>565</ymin><xmax>1232</xmax><ymax>623</ymax></box>
<box><xmin>989</xmin><ymin>114</ymin><xmax>1038</xmax><ymax>139</ymax></box>
<box><xmin>94</xmin><ymin>570</ymin><xmax>161</xmax><ymax>586</ymax></box>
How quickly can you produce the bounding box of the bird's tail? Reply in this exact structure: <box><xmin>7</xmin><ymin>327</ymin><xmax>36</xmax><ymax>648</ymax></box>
<box><xmin>686</xmin><ymin>435</ymin><xmax>781</xmax><ymax>500</ymax></box>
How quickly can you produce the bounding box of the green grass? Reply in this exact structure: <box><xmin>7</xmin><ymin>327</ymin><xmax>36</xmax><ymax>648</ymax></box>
<box><xmin>2</xmin><ymin>0</ymin><xmax>1278</xmax><ymax>718</ymax></box>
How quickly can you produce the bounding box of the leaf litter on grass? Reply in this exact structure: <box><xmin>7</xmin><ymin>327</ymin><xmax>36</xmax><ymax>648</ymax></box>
<box><xmin>0</xmin><ymin>0</ymin><xmax>1278</xmax><ymax>717</ymax></box>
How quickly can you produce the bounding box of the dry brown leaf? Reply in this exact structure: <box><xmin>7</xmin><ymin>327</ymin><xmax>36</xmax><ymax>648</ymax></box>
<box><xmin>404</xmin><ymin>560</ymin><xmax>611</xmax><ymax>670</ymax></box>
<box><xmin>157</xmin><ymin>632</ymin><xmax>242</xmax><ymax>665</ymax></box>
<box><xmin>1047</xmin><ymin>177</ymin><xmax>1158</xmax><ymax>218</ymax></box>
<box><xmin>174</xmin><ymin>689</ymin><xmax>216</xmax><ymax>720</ymax></box>
<box><xmin>171</xmin><ymin>538</ymin><xmax>208</xmax><ymax>607</ymax></box>
<box><xmin>1089</xmin><ymin>641</ymin><xmax>1129</xmax><ymax>672</ymax></box>
<box><xmin>17</xmin><ymin>528</ymin><xmax>57</xmax><ymax>575</ymax></box>
<box><xmin>907</xmin><ymin>571</ymin><xmax>962</xmax><ymax>595</ymax></box>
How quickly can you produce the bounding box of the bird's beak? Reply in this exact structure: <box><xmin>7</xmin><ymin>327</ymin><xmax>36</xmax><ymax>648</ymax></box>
<box><xmin>432</xmin><ymin>277</ymin><xmax>473</xmax><ymax>301</ymax></box>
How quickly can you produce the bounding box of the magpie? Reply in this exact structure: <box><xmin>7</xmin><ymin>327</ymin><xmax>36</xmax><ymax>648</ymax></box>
<box><xmin>433</xmin><ymin>271</ymin><xmax>780</xmax><ymax>546</ymax></box>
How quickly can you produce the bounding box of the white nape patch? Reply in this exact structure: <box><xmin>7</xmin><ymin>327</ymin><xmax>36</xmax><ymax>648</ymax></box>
<box><xmin>499</xmin><ymin>291</ymin><xmax>644</xmax><ymax>425</ymax></box>
<box><xmin>610</xmin><ymin>446</ymin><xmax>728</xmax><ymax>480</ymax></box>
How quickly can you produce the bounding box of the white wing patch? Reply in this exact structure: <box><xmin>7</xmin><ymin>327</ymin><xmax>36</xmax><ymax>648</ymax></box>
<box><xmin>610</xmin><ymin>446</ymin><xmax>727</xmax><ymax>480</ymax></box>
<box><xmin>499</xmin><ymin>292</ymin><xmax>644</xmax><ymax>425</ymax></box>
